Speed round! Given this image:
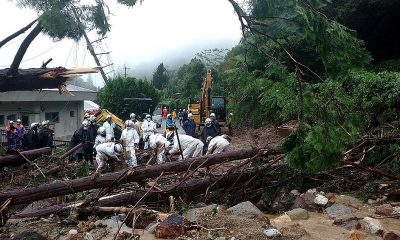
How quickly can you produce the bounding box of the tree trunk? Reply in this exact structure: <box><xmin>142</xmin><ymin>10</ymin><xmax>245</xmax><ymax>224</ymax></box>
<box><xmin>0</xmin><ymin>148</ymin><xmax>281</xmax><ymax>206</ymax></box>
<box><xmin>8</xmin><ymin>24</ymin><xmax>43</xmax><ymax>76</ymax></box>
<box><xmin>0</xmin><ymin>147</ymin><xmax>51</xmax><ymax>167</ymax></box>
<box><xmin>0</xmin><ymin>19</ymin><xmax>37</xmax><ymax>49</ymax></box>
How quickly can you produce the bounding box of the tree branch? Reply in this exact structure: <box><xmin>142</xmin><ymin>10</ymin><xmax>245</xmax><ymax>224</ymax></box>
<box><xmin>0</xmin><ymin>19</ymin><xmax>37</xmax><ymax>49</ymax></box>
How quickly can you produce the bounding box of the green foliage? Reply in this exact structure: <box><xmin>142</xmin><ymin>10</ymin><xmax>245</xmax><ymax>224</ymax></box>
<box><xmin>76</xmin><ymin>161</ymin><xmax>90</xmax><ymax>178</ymax></box>
<box><xmin>98</xmin><ymin>76</ymin><xmax>160</xmax><ymax>119</ymax></box>
<box><xmin>152</xmin><ymin>63</ymin><xmax>169</xmax><ymax>90</ymax></box>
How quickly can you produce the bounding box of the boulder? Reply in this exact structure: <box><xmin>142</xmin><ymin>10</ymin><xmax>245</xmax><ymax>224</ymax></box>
<box><xmin>12</xmin><ymin>231</ymin><xmax>46</xmax><ymax>240</ymax></box>
<box><xmin>333</xmin><ymin>217</ymin><xmax>361</xmax><ymax>230</ymax></box>
<box><xmin>271</xmin><ymin>214</ymin><xmax>292</xmax><ymax>228</ymax></box>
<box><xmin>383</xmin><ymin>230</ymin><xmax>400</xmax><ymax>240</ymax></box>
<box><xmin>376</xmin><ymin>204</ymin><xmax>394</xmax><ymax>216</ymax></box>
<box><xmin>263</xmin><ymin>228</ymin><xmax>282</xmax><ymax>238</ymax></box>
<box><xmin>286</xmin><ymin>208</ymin><xmax>309</xmax><ymax>220</ymax></box>
<box><xmin>393</xmin><ymin>206</ymin><xmax>400</xmax><ymax>215</ymax></box>
<box><xmin>326</xmin><ymin>193</ymin><xmax>336</xmax><ymax>204</ymax></box>
<box><xmin>227</xmin><ymin>201</ymin><xmax>263</xmax><ymax>218</ymax></box>
<box><xmin>361</xmin><ymin>217</ymin><xmax>383</xmax><ymax>235</ymax></box>
<box><xmin>145</xmin><ymin>221</ymin><xmax>160</xmax><ymax>234</ymax></box>
<box><xmin>184</xmin><ymin>204</ymin><xmax>217</xmax><ymax>223</ymax></box>
<box><xmin>68</xmin><ymin>229</ymin><xmax>78</xmax><ymax>235</ymax></box>
<box><xmin>314</xmin><ymin>194</ymin><xmax>329</xmax><ymax>206</ymax></box>
<box><xmin>292</xmin><ymin>192</ymin><xmax>318</xmax><ymax>212</ymax></box>
<box><xmin>155</xmin><ymin>214</ymin><xmax>186</xmax><ymax>239</ymax></box>
<box><xmin>325</xmin><ymin>204</ymin><xmax>355</xmax><ymax>219</ymax></box>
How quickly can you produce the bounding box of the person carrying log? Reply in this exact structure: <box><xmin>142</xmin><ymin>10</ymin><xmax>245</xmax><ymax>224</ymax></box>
<box><xmin>95</xmin><ymin>142</ymin><xmax>123</xmax><ymax>176</ymax></box>
<box><xmin>168</xmin><ymin>133</ymin><xmax>204</xmax><ymax>160</ymax></box>
<box><xmin>148</xmin><ymin>133</ymin><xmax>171</xmax><ymax>164</ymax></box>
<box><xmin>120</xmin><ymin>120</ymin><xmax>140</xmax><ymax>167</ymax></box>
<box><xmin>206</xmin><ymin>135</ymin><xmax>231</xmax><ymax>155</ymax></box>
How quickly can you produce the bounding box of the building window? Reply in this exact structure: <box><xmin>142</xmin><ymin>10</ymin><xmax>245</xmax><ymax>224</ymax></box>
<box><xmin>70</xmin><ymin>111</ymin><xmax>75</xmax><ymax>117</ymax></box>
<box><xmin>6</xmin><ymin>114</ymin><xmax>16</xmax><ymax>122</ymax></box>
<box><xmin>45</xmin><ymin>112</ymin><xmax>60</xmax><ymax>123</ymax></box>
<box><xmin>0</xmin><ymin>115</ymin><xmax>4</xmax><ymax>126</ymax></box>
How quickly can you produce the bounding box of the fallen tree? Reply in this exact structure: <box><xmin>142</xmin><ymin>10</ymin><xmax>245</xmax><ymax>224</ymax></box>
<box><xmin>0</xmin><ymin>147</ymin><xmax>52</xmax><ymax>167</ymax></box>
<box><xmin>0</xmin><ymin>148</ymin><xmax>282</xmax><ymax>206</ymax></box>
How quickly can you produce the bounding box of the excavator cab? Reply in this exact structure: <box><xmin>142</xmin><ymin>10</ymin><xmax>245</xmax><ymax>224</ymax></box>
<box><xmin>211</xmin><ymin>96</ymin><xmax>226</xmax><ymax>125</ymax></box>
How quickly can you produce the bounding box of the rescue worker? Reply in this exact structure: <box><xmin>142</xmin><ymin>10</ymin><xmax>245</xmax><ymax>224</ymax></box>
<box><xmin>103</xmin><ymin>115</ymin><xmax>116</xmax><ymax>141</ymax></box>
<box><xmin>168</xmin><ymin>133</ymin><xmax>204</xmax><ymax>160</ymax></box>
<box><xmin>162</xmin><ymin>107</ymin><xmax>168</xmax><ymax>120</ymax></box>
<box><xmin>22</xmin><ymin>122</ymin><xmax>40</xmax><ymax>150</ymax></box>
<box><xmin>182</xmin><ymin>109</ymin><xmax>188</xmax><ymax>123</ymax></box>
<box><xmin>38</xmin><ymin>120</ymin><xmax>54</xmax><ymax>148</ymax></box>
<box><xmin>166</xmin><ymin>114</ymin><xmax>174</xmax><ymax>128</ymax></box>
<box><xmin>5</xmin><ymin>120</ymin><xmax>17</xmax><ymax>151</ymax></box>
<box><xmin>209</xmin><ymin>113</ymin><xmax>221</xmax><ymax>135</ymax></box>
<box><xmin>141</xmin><ymin>114</ymin><xmax>156</xmax><ymax>149</ymax></box>
<box><xmin>227</xmin><ymin>112</ymin><xmax>233</xmax><ymax>136</ymax></box>
<box><xmin>148</xmin><ymin>133</ymin><xmax>171</xmax><ymax>164</ymax></box>
<box><xmin>120</xmin><ymin>120</ymin><xmax>140</xmax><ymax>167</ymax></box>
<box><xmin>15</xmin><ymin>119</ymin><xmax>25</xmax><ymax>149</ymax></box>
<box><xmin>94</xmin><ymin>127</ymin><xmax>107</xmax><ymax>148</ymax></box>
<box><xmin>130</xmin><ymin>113</ymin><xmax>137</xmax><ymax>123</ymax></box>
<box><xmin>172</xmin><ymin>109</ymin><xmax>177</xmax><ymax>120</ymax></box>
<box><xmin>95</xmin><ymin>142</ymin><xmax>123</xmax><ymax>176</ymax></box>
<box><xmin>88</xmin><ymin>115</ymin><xmax>98</xmax><ymax>155</ymax></box>
<box><xmin>136</xmin><ymin>115</ymin><xmax>145</xmax><ymax>149</ymax></box>
<box><xmin>206</xmin><ymin>134</ymin><xmax>231</xmax><ymax>155</ymax></box>
<box><xmin>200</xmin><ymin>118</ymin><xmax>218</xmax><ymax>148</ymax></box>
<box><xmin>69</xmin><ymin>120</ymin><xmax>94</xmax><ymax>163</ymax></box>
<box><xmin>182</xmin><ymin>113</ymin><xmax>196</xmax><ymax>137</ymax></box>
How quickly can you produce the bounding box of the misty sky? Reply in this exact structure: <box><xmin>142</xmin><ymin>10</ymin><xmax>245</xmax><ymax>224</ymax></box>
<box><xmin>0</xmin><ymin>0</ymin><xmax>242</xmax><ymax>85</ymax></box>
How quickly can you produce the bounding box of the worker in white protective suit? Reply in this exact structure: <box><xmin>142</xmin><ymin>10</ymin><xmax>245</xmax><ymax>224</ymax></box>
<box><xmin>141</xmin><ymin>114</ymin><xmax>156</xmax><ymax>149</ymax></box>
<box><xmin>168</xmin><ymin>134</ymin><xmax>204</xmax><ymax>160</ymax></box>
<box><xmin>120</xmin><ymin>120</ymin><xmax>140</xmax><ymax>167</ymax></box>
<box><xmin>102</xmin><ymin>115</ymin><xmax>116</xmax><ymax>141</ymax></box>
<box><xmin>94</xmin><ymin>127</ymin><xmax>107</xmax><ymax>148</ymax></box>
<box><xmin>206</xmin><ymin>134</ymin><xmax>231</xmax><ymax>155</ymax></box>
<box><xmin>95</xmin><ymin>142</ymin><xmax>123</xmax><ymax>176</ymax></box>
<box><xmin>148</xmin><ymin>133</ymin><xmax>171</xmax><ymax>164</ymax></box>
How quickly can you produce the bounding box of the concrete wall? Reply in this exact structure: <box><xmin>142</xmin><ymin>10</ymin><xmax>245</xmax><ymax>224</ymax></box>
<box><xmin>0</xmin><ymin>101</ymin><xmax>84</xmax><ymax>140</ymax></box>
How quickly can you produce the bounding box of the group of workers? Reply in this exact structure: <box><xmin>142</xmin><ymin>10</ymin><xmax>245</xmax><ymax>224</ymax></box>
<box><xmin>4</xmin><ymin>120</ymin><xmax>54</xmax><ymax>152</ymax></box>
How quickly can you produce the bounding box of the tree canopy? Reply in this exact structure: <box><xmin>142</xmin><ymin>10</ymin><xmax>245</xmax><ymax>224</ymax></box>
<box><xmin>152</xmin><ymin>63</ymin><xmax>169</xmax><ymax>90</ymax></box>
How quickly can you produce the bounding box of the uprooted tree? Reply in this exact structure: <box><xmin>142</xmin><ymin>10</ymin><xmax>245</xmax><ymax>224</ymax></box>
<box><xmin>0</xmin><ymin>0</ymin><xmax>140</xmax><ymax>92</ymax></box>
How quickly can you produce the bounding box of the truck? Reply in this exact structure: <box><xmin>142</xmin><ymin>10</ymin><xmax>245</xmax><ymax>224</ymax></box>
<box><xmin>187</xmin><ymin>70</ymin><xmax>226</xmax><ymax>126</ymax></box>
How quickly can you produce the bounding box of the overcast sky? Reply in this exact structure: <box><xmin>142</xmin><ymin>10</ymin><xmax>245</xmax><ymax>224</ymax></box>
<box><xmin>0</xmin><ymin>0</ymin><xmax>242</xmax><ymax>85</ymax></box>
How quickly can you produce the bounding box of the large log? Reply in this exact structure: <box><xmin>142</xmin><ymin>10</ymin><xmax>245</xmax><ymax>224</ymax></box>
<box><xmin>0</xmin><ymin>148</ymin><xmax>281</xmax><ymax>206</ymax></box>
<box><xmin>0</xmin><ymin>147</ymin><xmax>51</xmax><ymax>168</ymax></box>
<box><xmin>12</xmin><ymin>171</ymin><xmax>255</xmax><ymax>219</ymax></box>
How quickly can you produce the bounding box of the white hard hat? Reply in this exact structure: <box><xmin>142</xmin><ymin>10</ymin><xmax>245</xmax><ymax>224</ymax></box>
<box><xmin>167</xmin><ymin>114</ymin><xmax>171</xmax><ymax>118</ymax></box>
<box><xmin>98</xmin><ymin>126</ymin><xmax>106</xmax><ymax>134</ymax></box>
<box><xmin>16</xmin><ymin>119</ymin><xmax>22</xmax><ymax>123</ymax></box>
<box><xmin>126</xmin><ymin>120</ymin><xmax>134</xmax><ymax>127</ymax></box>
<box><xmin>42</xmin><ymin>120</ymin><xmax>49</xmax><ymax>125</ymax></box>
<box><xmin>106</xmin><ymin>114</ymin><xmax>112</xmax><ymax>119</ymax></box>
<box><xmin>188</xmin><ymin>113</ymin><xmax>193</xmax><ymax>118</ymax></box>
<box><xmin>9</xmin><ymin>120</ymin><xmax>14</xmax><ymax>125</ymax></box>
<box><xmin>206</xmin><ymin>136</ymin><xmax>213</xmax><ymax>143</ymax></box>
<box><xmin>114</xmin><ymin>143</ymin><xmax>123</xmax><ymax>153</ymax></box>
<box><xmin>82</xmin><ymin>120</ymin><xmax>89</xmax><ymax>127</ymax></box>
<box><xmin>85</xmin><ymin>113</ymin><xmax>90</xmax><ymax>117</ymax></box>
<box><xmin>130</xmin><ymin>113</ymin><xmax>136</xmax><ymax>119</ymax></box>
<box><xmin>30</xmin><ymin>122</ymin><xmax>38</xmax><ymax>128</ymax></box>
<box><xmin>124</xmin><ymin>120</ymin><xmax>129</xmax><ymax>126</ymax></box>
<box><xmin>210</xmin><ymin>113</ymin><xmax>216</xmax><ymax>117</ymax></box>
<box><xmin>229</xmin><ymin>113</ymin><xmax>233</xmax><ymax>116</ymax></box>
<box><xmin>205</xmin><ymin>118</ymin><xmax>212</xmax><ymax>124</ymax></box>
<box><xmin>146</xmin><ymin>114</ymin><xmax>151</xmax><ymax>118</ymax></box>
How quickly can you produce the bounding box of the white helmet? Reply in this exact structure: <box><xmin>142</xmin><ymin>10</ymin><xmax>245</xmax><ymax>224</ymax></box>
<box><xmin>124</xmin><ymin>120</ymin><xmax>129</xmax><ymax>126</ymax></box>
<box><xmin>188</xmin><ymin>113</ymin><xmax>193</xmax><ymax>118</ymax></box>
<box><xmin>30</xmin><ymin>122</ymin><xmax>38</xmax><ymax>128</ymax></box>
<box><xmin>42</xmin><ymin>120</ymin><xmax>50</xmax><ymax>125</ymax></box>
<box><xmin>82</xmin><ymin>120</ymin><xmax>89</xmax><ymax>127</ymax></box>
<box><xmin>16</xmin><ymin>119</ymin><xmax>22</xmax><ymax>124</ymax></box>
<box><xmin>114</xmin><ymin>143</ymin><xmax>123</xmax><ymax>153</ymax></box>
<box><xmin>146</xmin><ymin>114</ymin><xmax>151</xmax><ymax>119</ymax></box>
<box><xmin>98</xmin><ymin>126</ymin><xmax>106</xmax><ymax>135</ymax></box>
<box><xmin>84</xmin><ymin>113</ymin><xmax>90</xmax><ymax>118</ymax></box>
<box><xmin>167</xmin><ymin>114</ymin><xmax>172</xmax><ymax>118</ymax></box>
<box><xmin>205</xmin><ymin>118</ymin><xmax>212</xmax><ymax>126</ymax></box>
<box><xmin>126</xmin><ymin>120</ymin><xmax>134</xmax><ymax>128</ymax></box>
<box><xmin>206</xmin><ymin>136</ymin><xmax>213</xmax><ymax>143</ymax></box>
<box><xmin>210</xmin><ymin>113</ymin><xmax>216</xmax><ymax>117</ymax></box>
<box><xmin>229</xmin><ymin>112</ymin><xmax>233</xmax><ymax>116</ymax></box>
<box><xmin>130</xmin><ymin>113</ymin><xmax>136</xmax><ymax>119</ymax></box>
<box><xmin>106</xmin><ymin>114</ymin><xmax>112</xmax><ymax>119</ymax></box>
<box><xmin>9</xmin><ymin>120</ymin><xmax>14</xmax><ymax>125</ymax></box>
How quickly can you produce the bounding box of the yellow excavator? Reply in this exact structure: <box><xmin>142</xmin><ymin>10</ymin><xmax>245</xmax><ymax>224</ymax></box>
<box><xmin>94</xmin><ymin>109</ymin><xmax>125</xmax><ymax>130</ymax></box>
<box><xmin>187</xmin><ymin>70</ymin><xmax>227</xmax><ymax>125</ymax></box>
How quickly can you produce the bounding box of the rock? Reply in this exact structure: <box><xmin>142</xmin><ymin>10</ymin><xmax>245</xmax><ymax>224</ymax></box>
<box><xmin>227</xmin><ymin>201</ymin><xmax>263</xmax><ymax>218</ymax></box>
<box><xmin>383</xmin><ymin>230</ymin><xmax>400</xmax><ymax>240</ymax></box>
<box><xmin>326</xmin><ymin>192</ymin><xmax>336</xmax><ymax>204</ymax></box>
<box><xmin>314</xmin><ymin>194</ymin><xmax>329</xmax><ymax>206</ymax></box>
<box><xmin>145</xmin><ymin>221</ymin><xmax>160</xmax><ymax>234</ymax></box>
<box><xmin>68</xmin><ymin>229</ymin><xmax>78</xmax><ymax>235</ymax></box>
<box><xmin>271</xmin><ymin>189</ymin><xmax>297</xmax><ymax>213</ymax></box>
<box><xmin>12</xmin><ymin>231</ymin><xmax>46</xmax><ymax>240</ymax></box>
<box><xmin>292</xmin><ymin>195</ymin><xmax>317</xmax><ymax>212</ymax></box>
<box><xmin>307</xmin><ymin>188</ymin><xmax>317</xmax><ymax>194</ymax></box>
<box><xmin>349</xmin><ymin>230</ymin><xmax>368</xmax><ymax>240</ymax></box>
<box><xmin>361</xmin><ymin>217</ymin><xmax>384</xmax><ymax>235</ymax></box>
<box><xmin>286</xmin><ymin>208</ymin><xmax>309</xmax><ymax>220</ymax></box>
<box><xmin>368</xmin><ymin>196</ymin><xmax>388</xmax><ymax>205</ymax></box>
<box><xmin>94</xmin><ymin>218</ymin><xmax>131</xmax><ymax>234</ymax></box>
<box><xmin>376</xmin><ymin>204</ymin><xmax>394</xmax><ymax>216</ymax></box>
<box><xmin>393</xmin><ymin>206</ymin><xmax>400</xmax><ymax>215</ymax></box>
<box><xmin>84</xmin><ymin>233</ymin><xmax>95</xmax><ymax>240</ymax></box>
<box><xmin>271</xmin><ymin>214</ymin><xmax>292</xmax><ymax>228</ymax></box>
<box><xmin>214</xmin><ymin>237</ymin><xmax>226</xmax><ymax>240</ymax></box>
<box><xmin>155</xmin><ymin>214</ymin><xmax>186</xmax><ymax>239</ymax></box>
<box><xmin>325</xmin><ymin>204</ymin><xmax>355</xmax><ymax>219</ymax></box>
<box><xmin>335</xmin><ymin>195</ymin><xmax>363</xmax><ymax>207</ymax></box>
<box><xmin>184</xmin><ymin>204</ymin><xmax>217</xmax><ymax>222</ymax></box>
<box><xmin>263</xmin><ymin>228</ymin><xmax>282</xmax><ymax>238</ymax></box>
<box><xmin>256</xmin><ymin>200</ymin><xmax>268</xmax><ymax>210</ymax></box>
<box><xmin>290</xmin><ymin>189</ymin><xmax>300</xmax><ymax>196</ymax></box>
<box><xmin>333</xmin><ymin>217</ymin><xmax>361</xmax><ymax>230</ymax></box>
<box><xmin>194</xmin><ymin>202</ymin><xmax>207</xmax><ymax>208</ymax></box>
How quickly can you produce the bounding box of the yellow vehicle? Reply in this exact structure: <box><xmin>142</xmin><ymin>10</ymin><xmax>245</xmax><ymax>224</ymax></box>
<box><xmin>94</xmin><ymin>109</ymin><xmax>125</xmax><ymax>130</ymax></box>
<box><xmin>188</xmin><ymin>70</ymin><xmax>227</xmax><ymax>125</ymax></box>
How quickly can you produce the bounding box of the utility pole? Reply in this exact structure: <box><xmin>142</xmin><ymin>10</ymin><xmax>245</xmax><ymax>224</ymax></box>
<box><xmin>71</xmin><ymin>7</ymin><xmax>108</xmax><ymax>83</ymax></box>
<box><xmin>124</xmin><ymin>65</ymin><xmax>130</xmax><ymax>78</ymax></box>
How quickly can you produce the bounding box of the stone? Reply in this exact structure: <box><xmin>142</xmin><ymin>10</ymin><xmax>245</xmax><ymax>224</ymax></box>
<box><xmin>393</xmin><ymin>206</ymin><xmax>400</xmax><ymax>215</ymax></box>
<box><xmin>263</xmin><ymin>228</ymin><xmax>282</xmax><ymax>238</ymax></box>
<box><xmin>286</xmin><ymin>208</ymin><xmax>309</xmax><ymax>220</ymax></box>
<box><xmin>376</xmin><ymin>204</ymin><xmax>394</xmax><ymax>216</ymax></box>
<box><xmin>383</xmin><ymin>230</ymin><xmax>400</xmax><ymax>240</ymax></box>
<box><xmin>145</xmin><ymin>221</ymin><xmax>160</xmax><ymax>234</ymax></box>
<box><xmin>184</xmin><ymin>204</ymin><xmax>217</xmax><ymax>222</ymax></box>
<box><xmin>349</xmin><ymin>230</ymin><xmax>368</xmax><ymax>240</ymax></box>
<box><xmin>155</xmin><ymin>214</ymin><xmax>186</xmax><ymax>239</ymax></box>
<box><xmin>333</xmin><ymin>217</ymin><xmax>361</xmax><ymax>230</ymax></box>
<box><xmin>335</xmin><ymin>195</ymin><xmax>363</xmax><ymax>207</ymax></box>
<box><xmin>271</xmin><ymin>214</ymin><xmax>292</xmax><ymax>228</ymax></box>
<box><xmin>12</xmin><ymin>231</ymin><xmax>46</xmax><ymax>240</ymax></box>
<box><xmin>194</xmin><ymin>202</ymin><xmax>207</xmax><ymax>208</ymax></box>
<box><xmin>307</xmin><ymin>188</ymin><xmax>317</xmax><ymax>194</ymax></box>
<box><xmin>290</xmin><ymin>189</ymin><xmax>300</xmax><ymax>196</ymax></box>
<box><xmin>314</xmin><ymin>194</ymin><xmax>329</xmax><ymax>206</ymax></box>
<box><xmin>361</xmin><ymin>217</ymin><xmax>384</xmax><ymax>235</ymax></box>
<box><xmin>325</xmin><ymin>204</ymin><xmax>355</xmax><ymax>219</ymax></box>
<box><xmin>214</xmin><ymin>237</ymin><xmax>226</xmax><ymax>240</ymax></box>
<box><xmin>292</xmin><ymin>192</ymin><xmax>319</xmax><ymax>212</ymax></box>
<box><xmin>326</xmin><ymin>192</ymin><xmax>336</xmax><ymax>204</ymax></box>
<box><xmin>68</xmin><ymin>229</ymin><xmax>78</xmax><ymax>235</ymax></box>
<box><xmin>84</xmin><ymin>233</ymin><xmax>95</xmax><ymax>240</ymax></box>
<box><xmin>227</xmin><ymin>201</ymin><xmax>263</xmax><ymax>218</ymax></box>
<box><xmin>256</xmin><ymin>200</ymin><xmax>268</xmax><ymax>210</ymax></box>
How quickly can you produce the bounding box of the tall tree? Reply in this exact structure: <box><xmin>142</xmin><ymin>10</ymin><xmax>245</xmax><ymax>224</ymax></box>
<box><xmin>152</xmin><ymin>63</ymin><xmax>169</xmax><ymax>90</ymax></box>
